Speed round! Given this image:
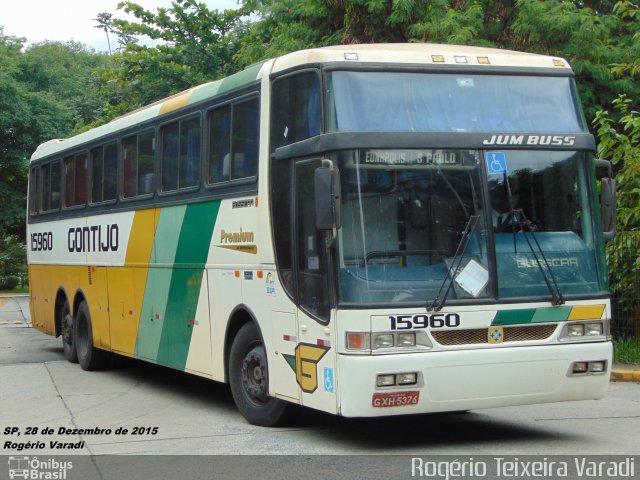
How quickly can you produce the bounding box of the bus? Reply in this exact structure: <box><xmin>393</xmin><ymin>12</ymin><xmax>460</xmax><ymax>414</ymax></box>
<box><xmin>27</xmin><ymin>43</ymin><xmax>617</xmax><ymax>426</ymax></box>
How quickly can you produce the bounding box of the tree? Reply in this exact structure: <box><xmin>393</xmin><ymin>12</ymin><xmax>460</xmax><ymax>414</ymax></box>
<box><xmin>592</xmin><ymin>0</ymin><xmax>640</xmax><ymax>316</ymax></box>
<box><xmin>96</xmin><ymin>0</ymin><xmax>252</xmax><ymax>113</ymax></box>
<box><xmin>236</xmin><ymin>0</ymin><xmax>640</xmax><ymax>122</ymax></box>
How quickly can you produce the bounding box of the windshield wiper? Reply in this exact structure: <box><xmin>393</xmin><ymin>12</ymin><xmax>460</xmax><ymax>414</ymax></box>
<box><xmin>504</xmin><ymin>209</ymin><xmax>565</xmax><ymax>306</ymax></box>
<box><xmin>428</xmin><ymin>215</ymin><xmax>480</xmax><ymax>312</ymax></box>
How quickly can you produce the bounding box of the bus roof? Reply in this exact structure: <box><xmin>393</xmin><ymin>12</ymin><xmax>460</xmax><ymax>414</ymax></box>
<box><xmin>30</xmin><ymin>43</ymin><xmax>571</xmax><ymax>163</ymax></box>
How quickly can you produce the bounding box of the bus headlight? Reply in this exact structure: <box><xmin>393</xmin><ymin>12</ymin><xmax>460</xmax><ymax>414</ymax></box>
<box><xmin>559</xmin><ymin>320</ymin><xmax>609</xmax><ymax>342</ymax></box>
<box><xmin>396</xmin><ymin>333</ymin><xmax>416</xmax><ymax>347</ymax></box>
<box><xmin>374</xmin><ymin>334</ymin><xmax>394</xmax><ymax>349</ymax></box>
<box><xmin>568</xmin><ymin>324</ymin><xmax>585</xmax><ymax>336</ymax></box>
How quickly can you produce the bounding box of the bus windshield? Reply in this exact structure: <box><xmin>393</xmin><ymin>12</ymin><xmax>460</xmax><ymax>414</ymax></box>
<box><xmin>335</xmin><ymin>149</ymin><xmax>606</xmax><ymax>305</ymax></box>
<box><xmin>327</xmin><ymin>71</ymin><xmax>586</xmax><ymax>134</ymax></box>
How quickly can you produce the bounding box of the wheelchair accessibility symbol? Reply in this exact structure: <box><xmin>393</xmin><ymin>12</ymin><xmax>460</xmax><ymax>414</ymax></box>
<box><xmin>485</xmin><ymin>152</ymin><xmax>508</xmax><ymax>175</ymax></box>
<box><xmin>324</xmin><ymin>367</ymin><xmax>334</xmax><ymax>393</ymax></box>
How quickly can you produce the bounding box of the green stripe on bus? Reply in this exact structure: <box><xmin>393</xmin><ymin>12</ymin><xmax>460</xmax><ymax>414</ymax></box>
<box><xmin>217</xmin><ymin>61</ymin><xmax>266</xmax><ymax>95</ymax></box>
<box><xmin>158</xmin><ymin>200</ymin><xmax>220</xmax><ymax>370</ymax></box>
<box><xmin>492</xmin><ymin>306</ymin><xmax>573</xmax><ymax>325</ymax></box>
<box><xmin>136</xmin><ymin>206</ymin><xmax>186</xmax><ymax>361</ymax></box>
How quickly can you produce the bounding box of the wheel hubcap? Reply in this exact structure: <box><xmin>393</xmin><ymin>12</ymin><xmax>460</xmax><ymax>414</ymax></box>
<box><xmin>62</xmin><ymin>314</ymin><xmax>73</xmax><ymax>344</ymax></box>
<box><xmin>241</xmin><ymin>347</ymin><xmax>268</xmax><ymax>404</ymax></box>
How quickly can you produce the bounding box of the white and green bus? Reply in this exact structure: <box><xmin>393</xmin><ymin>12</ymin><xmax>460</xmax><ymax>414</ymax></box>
<box><xmin>27</xmin><ymin>44</ymin><xmax>616</xmax><ymax>426</ymax></box>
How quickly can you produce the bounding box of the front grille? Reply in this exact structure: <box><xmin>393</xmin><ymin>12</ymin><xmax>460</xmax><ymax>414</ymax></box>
<box><xmin>431</xmin><ymin>324</ymin><xmax>557</xmax><ymax>346</ymax></box>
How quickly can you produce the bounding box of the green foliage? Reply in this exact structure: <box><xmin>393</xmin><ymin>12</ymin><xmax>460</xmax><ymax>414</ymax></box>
<box><xmin>592</xmin><ymin>1</ymin><xmax>640</xmax><ymax>315</ymax></box>
<box><xmin>0</xmin><ymin>234</ymin><xmax>26</xmax><ymax>280</ymax></box>
<box><xmin>237</xmin><ymin>0</ymin><xmax>640</xmax><ymax>122</ymax></box>
<box><xmin>614</xmin><ymin>337</ymin><xmax>640</xmax><ymax>363</ymax></box>
<box><xmin>96</xmin><ymin>0</ymin><xmax>252</xmax><ymax>111</ymax></box>
<box><xmin>0</xmin><ymin>29</ymin><xmax>110</xmax><ymax>238</ymax></box>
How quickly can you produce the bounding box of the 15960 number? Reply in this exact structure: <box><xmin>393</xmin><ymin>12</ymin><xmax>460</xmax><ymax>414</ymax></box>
<box><xmin>390</xmin><ymin>313</ymin><xmax>460</xmax><ymax>330</ymax></box>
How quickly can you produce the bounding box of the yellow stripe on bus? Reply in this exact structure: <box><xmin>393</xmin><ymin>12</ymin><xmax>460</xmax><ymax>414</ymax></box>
<box><xmin>568</xmin><ymin>304</ymin><xmax>606</xmax><ymax>321</ymax></box>
<box><xmin>125</xmin><ymin>209</ymin><xmax>158</xmax><ymax>266</ymax></box>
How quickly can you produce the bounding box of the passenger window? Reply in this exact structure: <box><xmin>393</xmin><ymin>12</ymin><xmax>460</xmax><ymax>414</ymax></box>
<box><xmin>64</xmin><ymin>153</ymin><xmax>87</xmax><ymax>207</ymax></box>
<box><xmin>207</xmin><ymin>96</ymin><xmax>259</xmax><ymax>184</ymax></box>
<box><xmin>123</xmin><ymin>131</ymin><xmax>155</xmax><ymax>198</ymax></box>
<box><xmin>29</xmin><ymin>168</ymin><xmax>39</xmax><ymax>215</ymax></box>
<box><xmin>91</xmin><ymin>143</ymin><xmax>118</xmax><ymax>203</ymax></box>
<box><xmin>161</xmin><ymin>115</ymin><xmax>201</xmax><ymax>192</ymax></box>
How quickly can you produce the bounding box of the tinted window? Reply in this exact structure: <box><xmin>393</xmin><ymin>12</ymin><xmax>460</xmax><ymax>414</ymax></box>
<box><xmin>161</xmin><ymin>115</ymin><xmax>201</xmax><ymax>192</ymax></box>
<box><xmin>123</xmin><ymin>131</ymin><xmax>155</xmax><ymax>198</ymax></box>
<box><xmin>271</xmin><ymin>72</ymin><xmax>321</xmax><ymax>151</ymax></box>
<box><xmin>64</xmin><ymin>153</ymin><xmax>87</xmax><ymax>207</ymax></box>
<box><xmin>207</xmin><ymin>97</ymin><xmax>259</xmax><ymax>184</ymax></box>
<box><xmin>90</xmin><ymin>143</ymin><xmax>117</xmax><ymax>203</ymax></box>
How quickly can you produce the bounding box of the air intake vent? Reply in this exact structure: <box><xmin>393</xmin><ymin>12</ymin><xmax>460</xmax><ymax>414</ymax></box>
<box><xmin>431</xmin><ymin>324</ymin><xmax>557</xmax><ymax>346</ymax></box>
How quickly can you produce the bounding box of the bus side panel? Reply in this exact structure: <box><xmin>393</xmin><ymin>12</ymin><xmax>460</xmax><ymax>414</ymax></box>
<box><xmin>208</xmin><ymin>268</ymin><xmax>243</xmax><ymax>382</ymax></box>
<box><xmin>29</xmin><ymin>264</ymin><xmax>54</xmax><ymax>335</ymax></box>
<box><xmin>85</xmin><ymin>266</ymin><xmax>110</xmax><ymax>349</ymax></box>
<box><xmin>184</xmin><ymin>270</ymin><xmax>213</xmax><ymax>376</ymax></box>
<box><xmin>107</xmin><ymin>267</ymin><xmax>140</xmax><ymax>356</ymax></box>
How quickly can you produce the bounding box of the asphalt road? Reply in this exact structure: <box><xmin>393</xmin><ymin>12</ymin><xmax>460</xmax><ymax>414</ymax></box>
<box><xmin>1</xmin><ymin>295</ymin><xmax>639</xmax><ymax>458</ymax></box>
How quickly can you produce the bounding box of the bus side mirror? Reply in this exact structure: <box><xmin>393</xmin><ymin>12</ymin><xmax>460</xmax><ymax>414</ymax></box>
<box><xmin>595</xmin><ymin>159</ymin><xmax>616</xmax><ymax>241</ymax></box>
<box><xmin>314</xmin><ymin>160</ymin><xmax>342</xmax><ymax>231</ymax></box>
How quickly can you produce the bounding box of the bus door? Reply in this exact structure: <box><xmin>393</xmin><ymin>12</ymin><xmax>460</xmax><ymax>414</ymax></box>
<box><xmin>291</xmin><ymin>159</ymin><xmax>338</xmax><ymax>411</ymax></box>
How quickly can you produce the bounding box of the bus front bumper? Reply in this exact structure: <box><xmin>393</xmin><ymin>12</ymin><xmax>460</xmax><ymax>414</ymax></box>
<box><xmin>336</xmin><ymin>342</ymin><xmax>612</xmax><ymax>417</ymax></box>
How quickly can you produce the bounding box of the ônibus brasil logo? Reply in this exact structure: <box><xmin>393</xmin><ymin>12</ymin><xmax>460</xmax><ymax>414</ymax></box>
<box><xmin>8</xmin><ymin>456</ymin><xmax>72</xmax><ymax>479</ymax></box>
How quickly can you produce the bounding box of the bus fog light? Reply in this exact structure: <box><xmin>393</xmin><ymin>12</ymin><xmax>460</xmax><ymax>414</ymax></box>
<box><xmin>346</xmin><ymin>332</ymin><xmax>370</xmax><ymax>350</ymax></box>
<box><xmin>572</xmin><ymin>362</ymin><xmax>588</xmax><ymax>373</ymax></box>
<box><xmin>568</xmin><ymin>324</ymin><xmax>585</xmax><ymax>337</ymax></box>
<box><xmin>585</xmin><ymin>322</ymin><xmax>603</xmax><ymax>336</ymax></box>
<box><xmin>374</xmin><ymin>334</ymin><xmax>394</xmax><ymax>349</ymax></box>
<box><xmin>377</xmin><ymin>374</ymin><xmax>396</xmax><ymax>387</ymax></box>
<box><xmin>396</xmin><ymin>333</ymin><xmax>416</xmax><ymax>347</ymax></box>
<box><xmin>397</xmin><ymin>373</ymin><xmax>417</xmax><ymax>385</ymax></box>
<box><xmin>589</xmin><ymin>361</ymin><xmax>606</xmax><ymax>373</ymax></box>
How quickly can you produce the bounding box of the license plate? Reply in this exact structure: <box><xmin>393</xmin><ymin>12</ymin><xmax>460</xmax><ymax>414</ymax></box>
<box><xmin>372</xmin><ymin>390</ymin><xmax>420</xmax><ymax>407</ymax></box>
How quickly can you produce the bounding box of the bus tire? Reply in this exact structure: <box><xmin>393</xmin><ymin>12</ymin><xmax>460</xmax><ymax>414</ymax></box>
<box><xmin>74</xmin><ymin>300</ymin><xmax>108</xmax><ymax>371</ymax></box>
<box><xmin>229</xmin><ymin>322</ymin><xmax>291</xmax><ymax>427</ymax></box>
<box><xmin>60</xmin><ymin>299</ymin><xmax>77</xmax><ymax>363</ymax></box>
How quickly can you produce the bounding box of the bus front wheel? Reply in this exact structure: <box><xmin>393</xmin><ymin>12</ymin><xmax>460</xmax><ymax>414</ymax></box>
<box><xmin>60</xmin><ymin>299</ymin><xmax>77</xmax><ymax>363</ymax></box>
<box><xmin>229</xmin><ymin>322</ymin><xmax>291</xmax><ymax>427</ymax></box>
<box><xmin>74</xmin><ymin>300</ymin><xmax>108</xmax><ymax>371</ymax></box>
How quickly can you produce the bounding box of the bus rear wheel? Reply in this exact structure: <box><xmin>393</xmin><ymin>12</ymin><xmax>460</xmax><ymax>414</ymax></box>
<box><xmin>74</xmin><ymin>300</ymin><xmax>109</xmax><ymax>371</ymax></box>
<box><xmin>60</xmin><ymin>299</ymin><xmax>77</xmax><ymax>363</ymax></box>
<box><xmin>229</xmin><ymin>322</ymin><xmax>291</xmax><ymax>427</ymax></box>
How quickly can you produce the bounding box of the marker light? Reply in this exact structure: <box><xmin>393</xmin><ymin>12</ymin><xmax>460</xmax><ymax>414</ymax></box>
<box><xmin>346</xmin><ymin>332</ymin><xmax>370</xmax><ymax>350</ymax></box>
<box><xmin>377</xmin><ymin>374</ymin><xmax>396</xmax><ymax>387</ymax></box>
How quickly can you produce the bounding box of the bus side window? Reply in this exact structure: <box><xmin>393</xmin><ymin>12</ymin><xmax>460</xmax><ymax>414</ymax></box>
<box><xmin>90</xmin><ymin>146</ymin><xmax>104</xmax><ymax>203</ymax></box>
<box><xmin>103</xmin><ymin>144</ymin><xmax>117</xmax><ymax>201</ymax></box>
<box><xmin>122</xmin><ymin>132</ymin><xmax>155</xmax><ymax>198</ymax></box>
<box><xmin>64</xmin><ymin>153</ymin><xmax>87</xmax><ymax>208</ymax></box>
<box><xmin>207</xmin><ymin>97</ymin><xmax>257</xmax><ymax>185</ymax></box>
<box><xmin>208</xmin><ymin>106</ymin><xmax>231</xmax><ymax>184</ymax></box>
<box><xmin>162</xmin><ymin>115</ymin><xmax>200</xmax><ymax>192</ymax></box>
<box><xmin>232</xmin><ymin>98</ymin><xmax>258</xmax><ymax>179</ymax></box>
<box><xmin>29</xmin><ymin>167</ymin><xmax>39</xmax><ymax>215</ymax></box>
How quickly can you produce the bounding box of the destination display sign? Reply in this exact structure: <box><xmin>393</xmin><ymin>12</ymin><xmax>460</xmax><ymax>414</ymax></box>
<box><xmin>355</xmin><ymin>149</ymin><xmax>477</xmax><ymax>169</ymax></box>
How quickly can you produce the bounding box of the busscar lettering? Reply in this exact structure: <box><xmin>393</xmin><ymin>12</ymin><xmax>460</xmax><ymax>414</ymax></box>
<box><xmin>67</xmin><ymin>224</ymin><xmax>119</xmax><ymax>253</ymax></box>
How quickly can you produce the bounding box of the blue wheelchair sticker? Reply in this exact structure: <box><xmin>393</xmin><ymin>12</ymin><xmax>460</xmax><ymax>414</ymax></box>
<box><xmin>485</xmin><ymin>152</ymin><xmax>508</xmax><ymax>175</ymax></box>
<box><xmin>324</xmin><ymin>367</ymin><xmax>334</xmax><ymax>393</ymax></box>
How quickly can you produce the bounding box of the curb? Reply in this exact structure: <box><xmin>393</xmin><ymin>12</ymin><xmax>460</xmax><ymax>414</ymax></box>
<box><xmin>611</xmin><ymin>369</ymin><xmax>640</xmax><ymax>382</ymax></box>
